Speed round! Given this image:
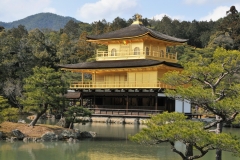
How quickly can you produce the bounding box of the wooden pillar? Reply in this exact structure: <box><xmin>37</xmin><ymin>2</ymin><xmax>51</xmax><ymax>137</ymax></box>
<box><xmin>93</xmin><ymin>72</ymin><xmax>96</xmax><ymax>87</ymax></box>
<box><xmin>164</xmin><ymin>97</ymin><xmax>167</xmax><ymax>111</ymax></box>
<box><xmin>93</xmin><ymin>92</ymin><xmax>96</xmax><ymax>108</ymax></box>
<box><xmin>82</xmin><ymin>72</ymin><xmax>84</xmax><ymax>86</ymax></box>
<box><xmin>103</xmin><ymin>96</ymin><xmax>105</xmax><ymax>105</ymax></box>
<box><xmin>126</xmin><ymin>93</ymin><xmax>129</xmax><ymax>113</ymax></box>
<box><xmin>150</xmin><ymin>45</ymin><xmax>152</xmax><ymax>56</ymax></box>
<box><xmin>82</xmin><ymin>72</ymin><xmax>84</xmax><ymax>81</ymax></box>
<box><xmin>155</xmin><ymin>92</ymin><xmax>158</xmax><ymax>110</ymax></box>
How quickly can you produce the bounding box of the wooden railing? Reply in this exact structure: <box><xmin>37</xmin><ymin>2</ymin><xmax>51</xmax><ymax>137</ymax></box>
<box><xmin>88</xmin><ymin>108</ymin><xmax>163</xmax><ymax>116</ymax></box>
<box><xmin>69</xmin><ymin>81</ymin><xmax>174</xmax><ymax>89</ymax></box>
<box><xmin>87</xmin><ymin>108</ymin><xmax>202</xmax><ymax>119</ymax></box>
<box><xmin>96</xmin><ymin>50</ymin><xmax>145</xmax><ymax>60</ymax></box>
<box><xmin>96</xmin><ymin>49</ymin><xmax>177</xmax><ymax>62</ymax></box>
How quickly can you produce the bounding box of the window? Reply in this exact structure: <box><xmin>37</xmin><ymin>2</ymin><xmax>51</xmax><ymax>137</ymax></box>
<box><xmin>111</xmin><ymin>48</ymin><xmax>117</xmax><ymax>56</ymax></box>
<box><xmin>134</xmin><ymin>47</ymin><xmax>140</xmax><ymax>55</ymax></box>
<box><xmin>166</xmin><ymin>47</ymin><xmax>170</xmax><ymax>53</ymax></box>
<box><xmin>160</xmin><ymin>50</ymin><xmax>164</xmax><ymax>57</ymax></box>
<box><xmin>146</xmin><ymin>47</ymin><xmax>149</xmax><ymax>55</ymax></box>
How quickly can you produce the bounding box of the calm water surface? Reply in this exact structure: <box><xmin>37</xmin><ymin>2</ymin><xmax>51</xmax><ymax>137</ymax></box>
<box><xmin>0</xmin><ymin>120</ymin><xmax>239</xmax><ymax>160</ymax></box>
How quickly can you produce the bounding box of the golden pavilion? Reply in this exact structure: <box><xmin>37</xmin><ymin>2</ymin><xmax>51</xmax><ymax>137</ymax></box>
<box><xmin>59</xmin><ymin>15</ymin><xmax>191</xmax><ymax>116</ymax></box>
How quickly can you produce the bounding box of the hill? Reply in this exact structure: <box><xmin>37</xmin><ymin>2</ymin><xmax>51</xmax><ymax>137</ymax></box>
<box><xmin>0</xmin><ymin>13</ymin><xmax>80</xmax><ymax>31</ymax></box>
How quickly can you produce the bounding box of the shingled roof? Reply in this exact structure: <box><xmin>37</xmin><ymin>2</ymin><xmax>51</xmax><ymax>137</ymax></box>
<box><xmin>58</xmin><ymin>59</ymin><xmax>183</xmax><ymax>69</ymax></box>
<box><xmin>87</xmin><ymin>23</ymin><xmax>188</xmax><ymax>43</ymax></box>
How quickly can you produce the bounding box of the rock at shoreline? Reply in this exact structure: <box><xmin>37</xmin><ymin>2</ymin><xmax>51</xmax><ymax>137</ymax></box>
<box><xmin>12</xmin><ymin>129</ymin><xmax>25</xmax><ymax>140</ymax></box>
<box><xmin>59</xmin><ymin>129</ymin><xmax>81</xmax><ymax>140</ymax></box>
<box><xmin>80</xmin><ymin>131</ymin><xmax>97</xmax><ymax>138</ymax></box>
<box><xmin>6</xmin><ymin>137</ymin><xmax>18</xmax><ymax>142</ymax></box>
<box><xmin>0</xmin><ymin>122</ymin><xmax>97</xmax><ymax>143</ymax></box>
<box><xmin>67</xmin><ymin>137</ymin><xmax>79</xmax><ymax>143</ymax></box>
<box><xmin>41</xmin><ymin>132</ymin><xmax>58</xmax><ymax>141</ymax></box>
<box><xmin>23</xmin><ymin>137</ymin><xmax>41</xmax><ymax>142</ymax></box>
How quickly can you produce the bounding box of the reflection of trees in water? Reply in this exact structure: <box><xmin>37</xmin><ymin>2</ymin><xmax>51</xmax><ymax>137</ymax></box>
<box><xmin>1</xmin><ymin>141</ymin><xmax>84</xmax><ymax>160</ymax></box>
<box><xmin>57</xmin><ymin>142</ymin><xmax>92</xmax><ymax>160</ymax></box>
<box><xmin>27</xmin><ymin>148</ymin><xmax>36</xmax><ymax>160</ymax></box>
<box><xmin>41</xmin><ymin>142</ymin><xmax>59</xmax><ymax>148</ymax></box>
<box><xmin>10</xmin><ymin>142</ymin><xmax>22</xmax><ymax>150</ymax></box>
<box><xmin>0</xmin><ymin>142</ymin><xmax>42</xmax><ymax>159</ymax></box>
<box><xmin>61</xmin><ymin>142</ymin><xmax>79</xmax><ymax>153</ymax></box>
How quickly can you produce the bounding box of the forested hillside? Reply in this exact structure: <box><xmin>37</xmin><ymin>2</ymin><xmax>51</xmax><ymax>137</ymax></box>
<box><xmin>0</xmin><ymin>10</ymin><xmax>240</xmax><ymax>110</ymax></box>
<box><xmin>0</xmin><ymin>13</ymin><xmax>79</xmax><ymax>31</ymax></box>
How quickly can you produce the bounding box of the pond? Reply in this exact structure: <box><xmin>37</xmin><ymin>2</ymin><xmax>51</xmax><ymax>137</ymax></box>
<box><xmin>0</xmin><ymin>120</ymin><xmax>239</xmax><ymax>160</ymax></box>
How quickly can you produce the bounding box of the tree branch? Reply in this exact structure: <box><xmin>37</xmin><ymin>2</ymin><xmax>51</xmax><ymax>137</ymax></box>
<box><xmin>226</xmin><ymin>112</ymin><xmax>239</xmax><ymax>123</ymax></box>
<box><xmin>204</xmin><ymin>118</ymin><xmax>223</xmax><ymax>129</ymax></box>
<box><xmin>213</xmin><ymin>72</ymin><xmax>228</xmax><ymax>88</ymax></box>
<box><xmin>188</xmin><ymin>143</ymin><xmax>215</xmax><ymax>159</ymax></box>
<box><xmin>169</xmin><ymin>141</ymin><xmax>186</xmax><ymax>159</ymax></box>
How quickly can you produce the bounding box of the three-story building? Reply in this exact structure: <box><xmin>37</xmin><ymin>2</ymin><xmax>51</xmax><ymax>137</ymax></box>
<box><xmin>59</xmin><ymin>15</ymin><xmax>191</xmax><ymax>116</ymax></box>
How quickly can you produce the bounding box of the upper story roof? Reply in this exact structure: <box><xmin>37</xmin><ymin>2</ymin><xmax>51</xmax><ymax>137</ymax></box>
<box><xmin>87</xmin><ymin>23</ymin><xmax>188</xmax><ymax>43</ymax></box>
<box><xmin>58</xmin><ymin>59</ymin><xmax>183</xmax><ymax>70</ymax></box>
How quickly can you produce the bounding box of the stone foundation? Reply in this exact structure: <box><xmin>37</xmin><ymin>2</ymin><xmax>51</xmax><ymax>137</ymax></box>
<box><xmin>79</xmin><ymin>117</ymin><xmax>148</xmax><ymax>124</ymax></box>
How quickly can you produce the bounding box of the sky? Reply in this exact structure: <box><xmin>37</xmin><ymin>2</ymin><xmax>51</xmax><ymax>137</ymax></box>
<box><xmin>0</xmin><ymin>0</ymin><xmax>240</xmax><ymax>23</ymax></box>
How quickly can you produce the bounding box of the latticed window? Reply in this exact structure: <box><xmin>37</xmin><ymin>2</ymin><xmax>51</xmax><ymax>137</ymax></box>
<box><xmin>134</xmin><ymin>47</ymin><xmax>140</xmax><ymax>55</ymax></box>
<box><xmin>146</xmin><ymin>47</ymin><xmax>149</xmax><ymax>55</ymax></box>
<box><xmin>160</xmin><ymin>50</ymin><xmax>164</xmax><ymax>57</ymax></box>
<box><xmin>111</xmin><ymin>48</ymin><xmax>117</xmax><ymax>56</ymax></box>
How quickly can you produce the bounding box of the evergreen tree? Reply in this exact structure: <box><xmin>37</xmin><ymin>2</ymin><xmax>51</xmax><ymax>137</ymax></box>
<box><xmin>131</xmin><ymin>112</ymin><xmax>240</xmax><ymax>160</ymax></box>
<box><xmin>20</xmin><ymin>66</ymin><xmax>68</xmax><ymax>126</ymax></box>
<box><xmin>0</xmin><ymin>96</ymin><xmax>19</xmax><ymax>122</ymax></box>
<box><xmin>161</xmin><ymin>48</ymin><xmax>240</xmax><ymax>160</ymax></box>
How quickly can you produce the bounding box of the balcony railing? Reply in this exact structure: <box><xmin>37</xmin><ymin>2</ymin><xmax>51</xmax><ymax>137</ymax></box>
<box><xmin>96</xmin><ymin>49</ymin><xmax>177</xmax><ymax>62</ymax></box>
<box><xmin>69</xmin><ymin>81</ymin><xmax>174</xmax><ymax>89</ymax></box>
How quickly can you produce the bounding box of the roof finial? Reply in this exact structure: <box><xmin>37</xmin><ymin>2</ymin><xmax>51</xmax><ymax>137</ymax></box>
<box><xmin>132</xmin><ymin>13</ymin><xmax>143</xmax><ymax>25</ymax></box>
<box><xmin>136</xmin><ymin>14</ymin><xmax>142</xmax><ymax>21</ymax></box>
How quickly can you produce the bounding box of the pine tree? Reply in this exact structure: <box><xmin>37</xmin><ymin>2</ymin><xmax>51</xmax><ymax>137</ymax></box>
<box><xmin>20</xmin><ymin>66</ymin><xmax>68</xmax><ymax>126</ymax></box>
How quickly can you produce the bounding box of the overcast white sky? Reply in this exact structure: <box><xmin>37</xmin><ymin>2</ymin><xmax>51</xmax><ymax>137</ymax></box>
<box><xmin>0</xmin><ymin>0</ymin><xmax>240</xmax><ymax>23</ymax></box>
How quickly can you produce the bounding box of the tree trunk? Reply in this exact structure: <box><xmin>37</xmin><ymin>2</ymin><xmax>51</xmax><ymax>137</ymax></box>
<box><xmin>68</xmin><ymin>116</ymin><xmax>76</xmax><ymax>129</ymax></box>
<box><xmin>185</xmin><ymin>143</ymin><xmax>193</xmax><ymax>158</ymax></box>
<box><xmin>28</xmin><ymin>107</ymin><xmax>47</xmax><ymax>126</ymax></box>
<box><xmin>215</xmin><ymin>115</ymin><xmax>223</xmax><ymax>160</ymax></box>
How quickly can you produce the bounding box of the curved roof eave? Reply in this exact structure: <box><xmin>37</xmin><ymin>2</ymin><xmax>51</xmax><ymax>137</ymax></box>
<box><xmin>87</xmin><ymin>33</ymin><xmax>150</xmax><ymax>42</ymax></box>
<box><xmin>87</xmin><ymin>32</ymin><xmax>187</xmax><ymax>44</ymax></box>
<box><xmin>57</xmin><ymin>59</ymin><xmax>183</xmax><ymax>70</ymax></box>
<box><xmin>87</xmin><ymin>24</ymin><xmax>188</xmax><ymax>43</ymax></box>
<box><xmin>147</xmin><ymin>32</ymin><xmax>187</xmax><ymax>43</ymax></box>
